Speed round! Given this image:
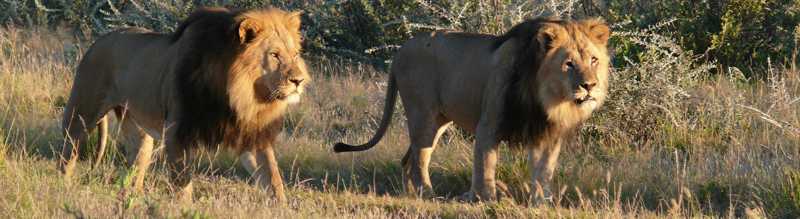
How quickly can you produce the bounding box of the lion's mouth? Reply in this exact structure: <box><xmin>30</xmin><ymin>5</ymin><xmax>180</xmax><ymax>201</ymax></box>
<box><xmin>574</xmin><ymin>96</ymin><xmax>595</xmax><ymax>104</ymax></box>
<box><xmin>277</xmin><ymin>91</ymin><xmax>301</xmax><ymax>104</ymax></box>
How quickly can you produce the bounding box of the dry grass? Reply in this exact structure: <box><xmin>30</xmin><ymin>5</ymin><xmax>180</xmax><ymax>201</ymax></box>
<box><xmin>0</xmin><ymin>26</ymin><xmax>798</xmax><ymax>218</ymax></box>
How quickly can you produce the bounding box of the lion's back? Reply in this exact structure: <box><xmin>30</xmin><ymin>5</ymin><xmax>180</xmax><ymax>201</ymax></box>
<box><xmin>83</xmin><ymin>28</ymin><xmax>171</xmax><ymax>71</ymax></box>
<box><xmin>394</xmin><ymin>31</ymin><xmax>495</xmax><ymax>67</ymax></box>
<box><xmin>392</xmin><ymin>31</ymin><xmax>497</xmax><ymax>82</ymax></box>
<box><xmin>69</xmin><ymin>28</ymin><xmax>175</xmax><ymax>121</ymax></box>
<box><xmin>390</xmin><ymin>30</ymin><xmax>503</xmax><ymax>132</ymax></box>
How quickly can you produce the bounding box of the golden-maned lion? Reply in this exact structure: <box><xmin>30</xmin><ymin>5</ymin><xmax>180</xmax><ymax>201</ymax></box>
<box><xmin>59</xmin><ymin>7</ymin><xmax>309</xmax><ymax>202</ymax></box>
<box><xmin>334</xmin><ymin>18</ymin><xmax>611</xmax><ymax>201</ymax></box>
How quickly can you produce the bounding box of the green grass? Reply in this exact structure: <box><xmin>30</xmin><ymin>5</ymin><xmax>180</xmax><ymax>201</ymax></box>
<box><xmin>1</xmin><ymin>27</ymin><xmax>798</xmax><ymax>218</ymax></box>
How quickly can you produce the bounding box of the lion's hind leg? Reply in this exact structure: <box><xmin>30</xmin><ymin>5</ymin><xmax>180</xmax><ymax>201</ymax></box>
<box><xmin>60</xmin><ymin>96</ymin><xmax>113</xmax><ymax>180</ymax></box>
<box><xmin>401</xmin><ymin>113</ymin><xmax>451</xmax><ymax>198</ymax></box>
<box><xmin>60</xmin><ymin>110</ymin><xmax>91</xmax><ymax>179</ymax></box>
<box><xmin>92</xmin><ymin>115</ymin><xmax>109</xmax><ymax>169</ymax></box>
<box><xmin>114</xmin><ymin>113</ymin><xmax>155</xmax><ymax>191</ymax></box>
<box><xmin>60</xmin><ymin>50</ymin><xmax>118</xmax><ymax>180</ymax></box>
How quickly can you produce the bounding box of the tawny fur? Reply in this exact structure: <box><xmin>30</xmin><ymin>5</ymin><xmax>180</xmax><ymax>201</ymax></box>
<box><xmin>59</xmin><ymin>7</ymin><xmax>309</xmax><ymax>202</ymax></box>
<box><xmin>335</xmin><ymin>18</ymin><xmax>611</xmax><ymax>201</ymax></box>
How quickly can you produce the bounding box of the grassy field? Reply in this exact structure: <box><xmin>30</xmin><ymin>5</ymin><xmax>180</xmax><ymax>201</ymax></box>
<box><xmin>1</xmin><ymin>25</ymin><xmax>799</xmax><ymax>218</ymax></box>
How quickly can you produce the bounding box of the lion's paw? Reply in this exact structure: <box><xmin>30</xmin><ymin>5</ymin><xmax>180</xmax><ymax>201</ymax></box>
<box><xmin>457</xmin><ymin>191</ymin><xmax>479</xmax><ymax>203</ymax></box>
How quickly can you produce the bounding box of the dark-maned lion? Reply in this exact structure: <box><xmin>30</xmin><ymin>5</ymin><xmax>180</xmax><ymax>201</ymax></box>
<box><xmin>59</xmin><ymin>7</ymin><xmax>309</xmax><ymax>202</ymax></box>
<box><xmin>334</xmin><ymin>18</ymin><xmax>611</xmax><ymax>201</ymax></box>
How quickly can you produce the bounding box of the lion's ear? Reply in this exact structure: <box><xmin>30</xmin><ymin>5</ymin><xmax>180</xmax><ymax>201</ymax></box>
<box><xmin>286</xmin><ymin>11</ymin><xmax>303</xmax><ymax>32</ymax></box>
<box><xmin>536</xmin><ymin>23</ymin><xmax>565</xmax><ymax>51</ymax></box>
<box><xmin>238</xmin><ymin>18</ymin><xmax>263</xmax><ymax>44</ymax></box>
<box><xmin>585</xmin><ymin>19</ymin><xmax>611</xmax><ymax>45</ymax></box>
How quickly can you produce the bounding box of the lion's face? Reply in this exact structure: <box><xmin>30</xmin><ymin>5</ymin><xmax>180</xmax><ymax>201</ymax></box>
<box><xmin>543</xmin><ymin>39</ymin><xmax>610</xmax><ymax>111</ymax></box>
<box><xmin>253</xmin><ymin>35</ymin><xmax>309</xmax><ymax>104</ymax></box>
<box><xmin>236</xmin><ymin>10</ymin><xmax>310</xmax><ymax>105</ymax></box>
<box><xmin>534</xmin><ymin>20</ymin><xmax>611</xmax><ymax>124</ymax></box>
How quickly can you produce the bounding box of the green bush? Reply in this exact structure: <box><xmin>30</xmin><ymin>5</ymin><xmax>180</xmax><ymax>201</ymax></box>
<box><xmin>298</xmin><ymin>0</ymin><xmax>417</xmax><ymax>66</ymax></box>
<box><xmin>605</xmin><ymin>0</ymin><xmax>800</xmax><ymax>76</ymax></box>
<box><xmin>712</xmin><ymin>0</ymin><xmax>800</xmax><ymax>73</ymax></box>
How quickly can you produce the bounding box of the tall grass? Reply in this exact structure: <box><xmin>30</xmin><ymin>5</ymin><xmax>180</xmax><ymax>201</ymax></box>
<box><xmin>0</xmin><ymin>2</ymin><xmax>799</xmax><ymax>218</ymax></box>
<box><xmin>0</xmin><ymin>26</ymin><xmax>798</xmax><ymax>218</ymax></box>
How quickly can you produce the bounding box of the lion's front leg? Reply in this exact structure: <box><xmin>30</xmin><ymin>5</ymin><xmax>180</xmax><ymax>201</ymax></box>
<box><xmin>165</xmin><ymin>136</ymin><xmax>193</xmax><ymax>202</ymax></box>
<box><xmin>249</xmin><ymin>146</ymin><xmax>287</xmax><ymax>202</ymax></box>
<box><xmin>239</xmin><ymin>151</ymin><xmax>258</xmax><ymax>175</ymax></box>
<box><xmin>466</xmin><ymin>127</ymin><xmax>501</xmax><ymax>201</ymax></box>
<box><xmin>527</xmin><ymin>137</ymin><xmax>562</xmax><ymax>205</ymax></box>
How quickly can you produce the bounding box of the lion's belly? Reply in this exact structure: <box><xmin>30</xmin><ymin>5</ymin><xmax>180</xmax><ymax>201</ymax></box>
<box><xmin>440</xmin><ymin>86</ymin><xmax>484</xmax><ymax>134</ymax></box>
<box><xmin>111</xmin><ymin>71</ymin><xmax>171</xmax><ymax>140</ymax></box>
<box><xmin>119</xmin><ymin>104</ymin><xmax>167</xmax><ymax>139</ymax></box>
<box><xmin>439</xmin><ymin>69</ymin><xmax>492</xmax><ymax>134</ymax></box>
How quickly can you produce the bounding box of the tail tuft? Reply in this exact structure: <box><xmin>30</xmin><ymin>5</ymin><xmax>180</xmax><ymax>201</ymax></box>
<box><xmin>333</xmin><ymin>143</ymin><xmax>354</xmax><ymax>153</ymax></box>
<box><xmin>332</xmin><ymin>74</ymin><xmax>398</xmax><ymax>154</ymax></box>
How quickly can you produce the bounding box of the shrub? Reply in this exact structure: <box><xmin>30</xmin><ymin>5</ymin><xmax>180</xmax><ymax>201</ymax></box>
<box><xmin>605</xmin><ymin>0</ymin><xmax>800</xmax><ymax>76</ymax></box>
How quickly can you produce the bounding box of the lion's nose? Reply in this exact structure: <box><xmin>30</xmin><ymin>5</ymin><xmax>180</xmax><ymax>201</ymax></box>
<box><xmin>580</xmin><ymin>82</ymin><xmax>596</xmax><ymax>91</ymax></box>
<box><xmin>289</xmin><ymin>78</ymin><xmax>304</xmax><ymax>87</ymax></box>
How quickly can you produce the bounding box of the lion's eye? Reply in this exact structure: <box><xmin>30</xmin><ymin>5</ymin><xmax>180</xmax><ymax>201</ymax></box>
<box><xmin>591</xmin><ymin>57</ymin><xmax>598</xmax><ymax>65</ymax></box>
<box><xmin>269</xmin><ymin>52</ymin><xmax>280</xmax><ymax>60</ymax></box>
<box><xmin>565</xmin><ymin>59</ymin><xmax>574</xmax><ymax>69</ymax></box>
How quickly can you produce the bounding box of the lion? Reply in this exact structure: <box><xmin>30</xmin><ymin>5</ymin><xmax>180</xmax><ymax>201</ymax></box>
<box><xmin>334</xmin><ymin>18</ymin><xmax>611</xmax><ymax>201</ymax></box>
<box><xmin>59</xmin><ymin>7</ymin><xmax>309</xmax><ymax>202</ymax></box>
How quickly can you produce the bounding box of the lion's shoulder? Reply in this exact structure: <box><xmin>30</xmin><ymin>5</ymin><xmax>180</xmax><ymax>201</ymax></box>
<box><xmin>170</xmin><ymin>7</ymin><xmax>236</xmax><ymax>43</ymax></box>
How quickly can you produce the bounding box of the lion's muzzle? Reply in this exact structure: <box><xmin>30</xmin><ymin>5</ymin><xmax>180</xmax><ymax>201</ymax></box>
<box><xmin>280</xmin><ymin>76</ymin><xmax>307</xmax><ymax>104</ymax></box>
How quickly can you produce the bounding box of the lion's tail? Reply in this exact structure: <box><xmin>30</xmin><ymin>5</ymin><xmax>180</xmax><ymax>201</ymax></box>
<box><xmin>333</xmin><ymin>75</ymin><xmax>398</xmax><ymax>153</ymax></box>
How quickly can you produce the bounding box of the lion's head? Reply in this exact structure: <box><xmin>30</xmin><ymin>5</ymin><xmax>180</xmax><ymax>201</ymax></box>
<box><xmin>235</xmin><ymin>9</ymin><xmax>309</xmax><ymax>102</ymax></box>
<box><xmin>173</xmin><ymin>7</ymin><xmax>310</xmax><ymax>149</ymax></box>
<box><xmin>500</xmin><ymin>18</ymin><xmax>611</xmax><ymax>143</ymax></box>
<box><xmin>228</xmin><ymin>8</ymin><xmax>310</xmax><ymax>130</ymax></box>
<box><xmin>534</xmin><ymin>19</ymin><xmax>610</xmax><ymax>125</ymax></box>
